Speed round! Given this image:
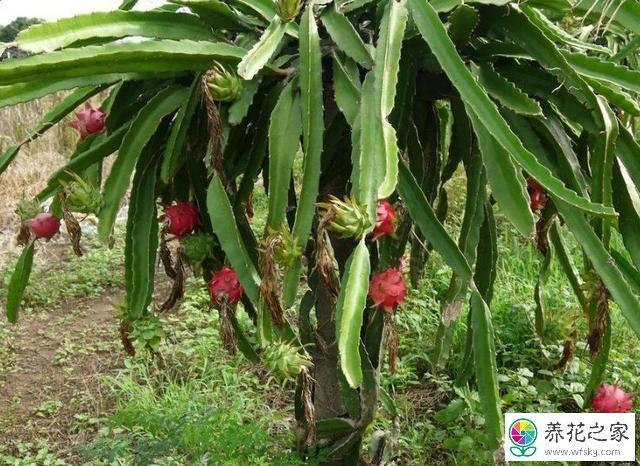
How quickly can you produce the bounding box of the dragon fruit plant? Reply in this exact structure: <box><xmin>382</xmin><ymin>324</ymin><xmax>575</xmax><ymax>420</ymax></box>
<box><xmin>2</xmin><ymin>0</ymin><xmax>640</xmax><ymax>462</ymax></box>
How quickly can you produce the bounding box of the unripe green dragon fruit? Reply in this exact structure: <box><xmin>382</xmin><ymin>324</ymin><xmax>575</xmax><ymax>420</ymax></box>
<box><xmin>264</xmin><ymin>226</ymin><xmax>302</xmax><ymax>267</ymax></box>
<box><xmin>60</xmin><ymin>173</ymin><xmax>102</xmax><ymax>215</ymax></box>
<box><xmin>317</xmin><ymin>195</ymin><xmax>371</xmax><ymax>239</ymax></box>
<box><xmin>275</xmin><ymin>0</ymin><xmax>303</xmax><ymax>22</ymax></box>
<box><xmin>207</xmin><ymin>63</ymin><xmax>243</xmax><ymax>102</ymax></box>
<box><xmin>263</xmin><ymin>341</ymin><xmax>312</xmax><ymax>381</ymax></box>
<box><xmin>181</xmin><ymin>232</ymin><xmax>215</xmax><ymax>266</ymax></box>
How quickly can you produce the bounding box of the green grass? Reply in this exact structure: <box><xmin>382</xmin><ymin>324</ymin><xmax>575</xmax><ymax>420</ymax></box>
<box><xmin>0</xmin><ymin>238</ymin><xmax>118</xmax><ymax>394</ymax></box>
<box><xmin>0</xmin><ymin>233</ymin><xmax>125</xmax><ymax>382</ymax></box>
<box><xmin>80</xmin><ymin>281</ymin><xmax>304</xmax><ymax>465</ymax></box>
<box><xmin>0</xmin><ymin>232</ymin><xmax>124</xmax><ymax>310</ymax></box>
<box><xmin>1</xmin><ymin>442</ymin><xmax>68</xmax><ymax>466</ymax></box>
<box><xmin>0</xmin><ymin>326</ymin><xmax>11</xmax><ymax>374</ymax></box>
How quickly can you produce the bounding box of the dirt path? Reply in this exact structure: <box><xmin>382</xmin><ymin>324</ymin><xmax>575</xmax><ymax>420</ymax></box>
<box><xmin>0</xmin><ymin>293</ymin><xmax>123</xmax><ymax>462</ymax></box>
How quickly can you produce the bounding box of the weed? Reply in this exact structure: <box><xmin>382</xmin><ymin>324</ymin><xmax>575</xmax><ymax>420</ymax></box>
<box><xmin>35</xmin><ymin>400</ymin><xmax>63</xmax><ymax>418</ymax></box>
<box><xmin>0</xmin><ymin>442</ymin><xmax>69</xmax><ymax>466</ymax></box>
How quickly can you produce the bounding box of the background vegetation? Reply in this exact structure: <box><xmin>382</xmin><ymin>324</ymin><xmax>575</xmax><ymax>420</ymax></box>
<box><xmin>0</xmin><ymin>18</ymin><xmax>42</xmax><ymax>43</ymax></box>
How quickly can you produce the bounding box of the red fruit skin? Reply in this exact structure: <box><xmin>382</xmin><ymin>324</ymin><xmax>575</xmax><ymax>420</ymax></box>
<box><xmin>28</xmin><ymin>213</ymin><xmax>61</xmax><ymax>240</ymax></box>
<box><xmin>527</xmin><ymin>177</ymin><xmax>548</xmax><ymax>213</ymax></box>
<box><xmin>372</xmin><ymin>200</ymin><xmax>398</xmax><ymax>239</ymax></box>
<box><xmin>529</xmin><ymin>191</ymin><xmax>548</xmax><ymax>212</ymax></box>
<box><xmin>161</xmin><ymin>202</ymin><xmax>200</xmax><ymax>237</ymax></box>
<box><xmin>527</xmin><ymin>178</ymin><xmax>544</xmax><ymax>193</ymax></box>
<box><xmin>592</xmin><ymin>384</ymin><xmax>634</xmax><ymax>413</ymax></box>
<box><xmin>369</xmin><ymin>267</ymin><xmax>407</xmax><ymax>312</ymax></box>
<box><xmin>208</xmin><ymin>266</ymin><xmax>243</xmax><ymax>305</ymax></box>
<box><xmin>69</xmin><ymin>103</ymin><xmax>106</xmax><ymax>139</ymax></box>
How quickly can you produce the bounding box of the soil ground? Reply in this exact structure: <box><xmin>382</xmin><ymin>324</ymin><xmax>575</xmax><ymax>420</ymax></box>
<box><xmin>0</xmin><ymin>291</ymin><xmax>122</xmax><ymax>462</ymax></box>
<box><xmin>0</xmin><ymin>220</ymin><xmax>128</xmax><ymax>463</ymax></box>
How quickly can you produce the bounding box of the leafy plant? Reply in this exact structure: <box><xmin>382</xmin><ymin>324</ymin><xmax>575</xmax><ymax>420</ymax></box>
<box><xmin>2</xmin><ymin>0</ymin><xmax>640</xmax><ymax>462</ymax></box>
<box><xmin>0</xmin><ymin>17</ymin><xmax>42</xmax><ymax>43</ymax></box>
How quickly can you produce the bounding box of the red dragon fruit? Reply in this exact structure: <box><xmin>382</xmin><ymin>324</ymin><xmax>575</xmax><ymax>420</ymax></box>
<box><xmin>372</xmin><ymin>199</ymin><xmax>398</xmax><ymax>239</ymax></box>
<box><xmin>208</xmin><ymin>266</ymin><xmax>243</xmax><ymax>305</ymax></box>
<box><xmin>527</xmin><ymin>178</ymin><xmax>548</xmax><ymax>213</ymax></box>
<box><xmin>592</xmin><ymin>384</ymin><xmax>634</xmax><ymax>413</ymax></box>
<box><xmin>161</xmin><ymin>202</ymin><xmax>200</xmax><ymax>237</ymax></box>
<box><xmin>369</xmin><ymin>267</ymin><xmax>407</xmax><ymax>312</ymax></box>
<box><xmin>69</xmin><ymin>103</ymin><xmax>106</xmax><ymax>139</ymax></box>
<box><xmin>28</xmin><ymin>213</ymin><xmax>61</xmax><ymax>240</ymax></box>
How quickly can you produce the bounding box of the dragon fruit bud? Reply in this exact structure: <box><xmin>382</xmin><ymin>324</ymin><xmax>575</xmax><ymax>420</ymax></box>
<box><xmin>317</xmin><ymin>195</ymin><xmax>372</xmax><ymax>239</ymax></box>
<box><xmin>181</xmin><ymin>232</ymin><xmax>215</xmax><ymax>265</ymax></box>
<box><xmin>263</xmin><ymin>341</ymin><xmax>312</xmax><ymax>381</ymax></box>
<box><xmin>69</xmin><ymin>103</ymin><xmax>106</xmax><ymax>139</ymax></box>
<box><xmin>208</xmin><ymin>266</ymin><xmax>243</xmax><ymax>306</ymax></box>
<box><xmin>161</xmin><ymin>202</ymin><xmax>200</xmax><ymax>237</ymax></box>
<box><xmin>372</xmin><ymin>200</ymin><xmax>398</xmax><ymax>239</ymax></box>
<box><xmin>369</xmin><ymin>267</ymin><xmax>407</xmax><ymax>312</ymax></box>
<box><xmin>527</xmin><ymin>177</ymin><xmax>548</xmax><ymax>213</ymax></box>
<box><xmin>28</xmin><ymin>213</ymin><xmax>61</xmax><ymax>240</ymax></box>
<box><xmin>275</xmin><ymin>233</ymin><xmax>302</xmax><ymax>267</ymax></box>
<box><xmin>61</xmin><ymin>174</ymin><xmax>102</xmax><ymax>215</ymax></box>
<box><xmin>207</xmin><ymin>63</ymin><xmax>243</xmax><ymax>102</ymax></box>
<box><xmin>275</xmin><ymin>0</ymin><xmax>303</xmax><ymax>22</ymax></box>
<box><xmin>592</xmin><ymin>384</ymin><xmax>634</xmax><ymax>413</ymax></box>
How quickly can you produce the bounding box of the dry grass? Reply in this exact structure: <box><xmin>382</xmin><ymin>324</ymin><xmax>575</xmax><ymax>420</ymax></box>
<box><xmin>0</xmin><ymin>95</ymin><xmax>89</xmax><ymax>256</ymax></box>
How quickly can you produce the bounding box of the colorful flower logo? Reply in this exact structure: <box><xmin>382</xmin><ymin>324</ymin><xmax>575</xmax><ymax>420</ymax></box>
<box><xmin>509</xmin><ymin>418</ymin><xmax>537</xmax><ymax>457</ymax></box>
